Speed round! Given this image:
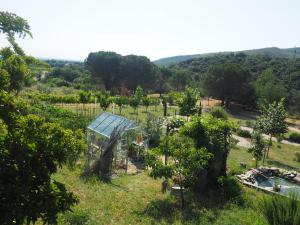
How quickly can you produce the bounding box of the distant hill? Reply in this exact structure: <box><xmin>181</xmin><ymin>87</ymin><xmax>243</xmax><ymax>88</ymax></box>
<box><xmin>153</xmin><ymin>47</ymin><xmax>300</xmax><ymax>66</ymax></box>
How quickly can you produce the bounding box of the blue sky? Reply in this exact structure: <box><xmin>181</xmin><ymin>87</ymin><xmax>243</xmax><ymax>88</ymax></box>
<box><xmin>1</xmin><ymin>0</ymin><xmax>299</xmax><ymax>61</ymax></box>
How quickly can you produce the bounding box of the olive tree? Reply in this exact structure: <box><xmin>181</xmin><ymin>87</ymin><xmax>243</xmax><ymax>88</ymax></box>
<box><xmin>146</xmin><ymin>114</ymin><xmax>235</xmax><ymax>205</ymax></box>
<box><xmin>146</xmin><ymin>135</ymin><xmax>211</xmax><ymax>209</ymax></box>
<box><xmin>255</xmin><ymin>99</ymin><xmax>287</xmax><ymax>162</ymax></box>
<box><xmin>248</xmin><ymin>131</ymin><xmax>266</xmax><ymax>167</ymax></box>
<box><xmin>178</xmin><ymin>88</ymin><xmax>199</xmax><ymax>117</ymax></box>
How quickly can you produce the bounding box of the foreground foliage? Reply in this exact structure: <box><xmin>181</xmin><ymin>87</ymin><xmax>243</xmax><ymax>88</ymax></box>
<box><xmin>260</xmin><ymin>194</ymin><xmax>300</xmax><ymax>225</ymax></box>
<box><xmin>0</xmin><ymin>11</ymin><xmax>86</xmax><ymax>224</ymax></box>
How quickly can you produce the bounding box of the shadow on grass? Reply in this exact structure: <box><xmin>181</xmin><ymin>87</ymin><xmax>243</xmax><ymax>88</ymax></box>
<box><xmin>137</xmin><ymin>180</ymin><xmax>245</xmax><ymax>224</ymax></box>
<box><xmin>137</xmin><ymin>194</ymin><xmax>225</xmax><ymax>224</ymax></box>
<box><xmin>79</xmin><ymin>173</ymin><xmax>131</xmax><ymax>192</ymax></box>
<box><xmin>266</xmin><ymin>159</ymin><xmax>299</xmax><ymax>171</ymax></box>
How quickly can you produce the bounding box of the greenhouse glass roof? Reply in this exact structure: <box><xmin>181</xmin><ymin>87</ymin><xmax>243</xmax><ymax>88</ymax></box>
<box><xmin>87</xmin><ymin>112</ymin><xmax>137</xmax><ymax>138</ymax></box>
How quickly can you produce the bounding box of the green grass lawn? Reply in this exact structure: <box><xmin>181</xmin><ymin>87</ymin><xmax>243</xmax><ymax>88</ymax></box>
<box><xmin>49</xmin><ymin>141</ymin><xmax>300</xmax><ymax>225</ymax></box>
<box><xmin>228</xmin><ymin>143</ymin><xmax>300</xmax><ymax>174</ymax></box>
<box><xmin>53</xmin><ymin>166</ymin><xmax>267</xmax><ymax>225</ymax></box>
<box><xmin>47</xmin><ymin>102</ymin><xmax>300</xmax><ymax>225</ymax></box>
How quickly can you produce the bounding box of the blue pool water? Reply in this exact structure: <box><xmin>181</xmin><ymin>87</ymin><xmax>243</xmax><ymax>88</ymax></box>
<box><xmin>256</xmin><ymin>177</ymin><xmax>300</xmax><ymax>197</ymax></box>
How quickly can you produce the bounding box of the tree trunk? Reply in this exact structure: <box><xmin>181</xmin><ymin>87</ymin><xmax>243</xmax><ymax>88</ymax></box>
<box><xmin>266</xmin><ymin>135</ymin><xmax>272</xmax><ymax>158</ymax></box>
<box><xmin>262</xmin><ymin>136</ymin><xmax>272</xmax><ymax>164</ymax></box>
<box><xmin>220</xmin><ymin>97</ymin><xmax>224</xmax><ymax>106</ymax></box>
<box><xmin>163</xmin><ymin>103</ymin><xmax>167</xmax><ymax>117</ymax></box>
<box><xmin>87</xmin><ymin>126</ymin><xmax>124</xmax><ymax>180</ymax></box>
<box><xmin>225</xmin><ymin>100</ymin><xmax>230</xmax><ymax>109</ymax></box>
<box><xmin>180</xmin><ymin>185</ymin><xmax>185</xmax><ymax>210</ymax></box>
<box><xmin>178</xmin><ymin>173</ymin><xmax>185</xmax><ymax>209</ymax></box>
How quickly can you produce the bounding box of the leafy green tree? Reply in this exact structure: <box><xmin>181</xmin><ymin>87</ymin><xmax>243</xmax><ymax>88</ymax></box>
<box><xmin>254</xmin><ymin>69</ymin><xmax>287</xmax><ymax>107</ymax></box>
<box><xmin>210</xmin><ymin>106</ymin><xmax>228</xmax><ymax>120</ymax></box>
<box><xmin>162</xmin><ymin>96</ymin><xmax>168</xmax><ymax>117</ymax></box>
<box><xmin>146</xmin><ymin>135</ymin><xmax>210</xmax><ymax>209</ymax></box>
<box><xmin>167</xmin><ymin>91</ymin><xmax>181</xmax><ymax>106</ymax></box>
<box><xmin>288</xmin><ymin>89</ymin><xmax>300</xmax><ymax>115</ymax></box>
<box><xmin>29</xmin><ymin>100</ymin><xmax>88</xmax><ymax>131</ymax></box>
<box><xmin>151</xmin><ymin>97</ymin><xmax>160</xmax><ymax>111</ymax></box>
<box><xmin>98</xmin><ymin>94</ymin><xmax>111</xmax><ymax>111</ymax></box>
<box><xmin>1</xmin><ymin>53</ymin><xmax>30</xmax><ymax>93</ymax></box>
<box><xmin>155</xmin><ymin>67</ymin><xmax>173</xmax><ymax>95</ymax></box>
<box><xmin>0</xmin><ymin>68</ymin><xmax>10</xmax><ymax>91</ymax></box>
<box><xmin>142</xmin><ymin>97</ymin><xmax>151</xmax><ymax>112</ymax></box>
<box><xmin>178</xmin><ymin>88</ymin><xmax>198</xmax><ymax>116</ymax></box>
<box><xmin>46</xmin><ymin>65</ymin><xmax>91</xmax><ymax>89</ymax></box>
<box><xmin>144</xmin><ymin>113</ymin><xmax>164</xmax><ymax>148</ymax></box>
<box><xmin>0</xmin><ymin>11</ymin><xmax>32</xmax><ymax>56</ymax></box>
<box><xmin>114</xmin><ymin>96</ymin><xmax>128</xmax><ymax>115</ymax></box>
<box><xmin>171</xmin><ymin>69</ymin><xmax>191</xmax><ymax>91</ymax></box>
<box><xmin>147</xmin><ymin>114</ymin><xmax>234</xmax><ymax>202</ymax></box>
<box><xmin>85</xmin><ymin>52</ymin><xmax>157</xmax><ymax>91</ymax></box>
<box><xmin>256</xmin><ymin>99</ymin><xmax>288</xmax><ymax>162</ymax></box>
<box><xmin>129</xmin><ymin>97</ymin><xmax>139</xmax><ymax>114</ymax></box>
<box><xmin>248</xmin><ymin>131</ymin><xmax>266</xmax><ymax>167</ymax></box>
<box><xmin>181</xmin><ymin>115</ymin><xmax>235</xmax><ymax>190</ymax></box>
<box><xmin>0</xmin><ymin>12</ymin><xmax>87</xmax><ymax>224</ymax></box>
<box><xmin>134</xmin><ymin>85</ymin><xmax>143</xmax><ymax>103</ymax></box>
<box><xmin>202</xmin><ymin>63</ymin><xmax>253</xmax><ymax>108</ymax></box>
<box><xmin>0</xmin><ymin>91</ymin><xmax>86</xmax><ymax>224</ymax></box>
<box><xmin>119</xmin><ymin>55</ymin><xmax>157</xmax><ymax>90</ymax></box>
<box><xmin>78</xmin><ymin>91</ymin><xmax>91</xmax><ymax>103</ymax></box>
<box><xmin>85</xmin><ymin>51</ymin><xmax>121</xmax><ymax>90</ymax></box>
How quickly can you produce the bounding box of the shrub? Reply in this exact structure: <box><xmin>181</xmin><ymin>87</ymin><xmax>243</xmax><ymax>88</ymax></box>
<box><xmin>236</xmin><ymin>129</ymin><xmax>252</xmax><ymax>138</ymax></box>
<box><xmin>295</xmin><ymin>152</ymin><xmax>300</xmax><ymax>162</ymax></box>
<box><xmin>259</xmin><ymin>194</ymin><xmax>300</xmax><ymax>225</ymax></box>
<box><xmin>245</xmin><ymin>120</ymin><xmax>254</xmax><ymax>128</ymax></box>
<box><xmin>217</xmin><ymin>176</ymin><xmax>244</xmax><ymax>204</ymax></box>
<box><xmin>63</xmin><ymin>208</ymin><xmax>92</xmax><ymax>225</ymax></box>
<box><xmin>276</xmin><ymin>134</ymin><xmax>283</xmax><ymax>143</ymax></box>
<box><xmin>210</xmin><ymin>106</ymin><xmax>228</xmax><ymax>120</ymax></box>
<box><xmin>144</xmin><ymin>114</ymin><xmax>163</xmax><ymax>148</ymax></box>
<box><xmin>289</xmin><ymin>132</ymin><xmax>300</xmax><ymax>143</ymax></box>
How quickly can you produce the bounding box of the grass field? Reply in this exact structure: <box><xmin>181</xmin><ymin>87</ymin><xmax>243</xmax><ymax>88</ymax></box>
<box><xmin>56</xmin><ymin>97</ymin><xmax>221</xmax><ymax>125</ymax></box>
<box><xmin>49</xmin><ymin>140</ymin><xmax>300</xmax><ymax>225</ymax></box>
<box><xmin>47</xmin><ymin>100</ymin><xmax>300</xmax><ymax>225</ymax></box>
<box><xmin>54</xmin><ymin>166</ymin><xmax>266</xmax><ymax>225</ymax></box>
<box><xmin>57</xmin><ymin>103</ymin><xmax>179</xmax><ymax>125</ymax></box>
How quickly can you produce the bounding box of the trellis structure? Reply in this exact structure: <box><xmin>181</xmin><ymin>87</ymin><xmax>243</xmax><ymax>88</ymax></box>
<box><xmin>86</xmin><ymin>112</ymin><xmax>147</xmax><ymax>173</ymax></box>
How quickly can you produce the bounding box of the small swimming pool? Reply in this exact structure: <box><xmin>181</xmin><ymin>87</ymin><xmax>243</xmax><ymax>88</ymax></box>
<box><xmin>256</xmin><ymin>176</ymin><xmax>300</xmax><ymax>197</ymax></box>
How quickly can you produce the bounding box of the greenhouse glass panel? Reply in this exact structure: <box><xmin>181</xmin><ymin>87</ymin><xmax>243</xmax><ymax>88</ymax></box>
<box><xmin>87</xmin><ymin>112</ymin><xmax>137</xmax><ymax>138</ymax></box>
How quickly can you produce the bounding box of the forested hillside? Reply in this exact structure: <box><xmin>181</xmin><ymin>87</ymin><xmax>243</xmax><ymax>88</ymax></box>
<box><xmin>154</xmin><ymin>47</ymin><xmax>300</xmax><ymax>66</ymax></box>
<box><xmin>37</xmin><ymin>52</ymin><xmax>300</xmax><ymax>114</ymax></box>
<box><xmin>169</xmin><ymin>53</ymin><xmax>300</xmax><ymax>112</ymax></box>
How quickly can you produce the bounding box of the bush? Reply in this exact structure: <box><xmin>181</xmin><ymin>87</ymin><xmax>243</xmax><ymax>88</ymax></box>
<box><xmin>259</xmin><ymin>194</ymin><xmax>300</xmax><ymax>225</ymax></box>
<box><xmin>216</xmin><ymin>176</ymin><xmax>244</xmax><ymax>204</ymax></box>
<box><xmin>295</xmin><ymin>152</ymin><xmax>300</xmax><ymax>162</ymax></box>
<box><xmin>210</xmin><ymin>106</ymin><xmax>228</xmax><ymax>120</ymax></box>
<box><xmin>289</xmin><ymin>132</ymin><xmax>300</xmax><ymax>143</ymax></box>
<box><xmin>62</xmin><ymin>208</ymin><xmax>92</xmax><ymax>225</ymax></box>
<box><xmin>245</xmin><ymin>120</ymin><xmax>254</xmax><ymax>128</ymax></box>
<box><xmin>236</xmin><ymin>129</ymin><xmax>252</xmax><ymax>138</ymax></box>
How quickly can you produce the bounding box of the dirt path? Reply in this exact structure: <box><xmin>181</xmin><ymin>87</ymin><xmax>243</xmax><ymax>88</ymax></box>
<box><xmin>240</xmin><ymin>126</ymin><xmax>300</xmax><ymax>147</ymax></box>
<box><xmin>232</xmin><ymin>134</ymin><xmax>251</xmax><ymax>148</ymax></box>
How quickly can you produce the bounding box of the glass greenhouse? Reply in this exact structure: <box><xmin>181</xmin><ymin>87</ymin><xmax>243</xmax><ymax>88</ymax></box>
<box><xmin>86</xmin><ymin>112</ymin><xmax>147</xmax><ymax>173</ymax></box>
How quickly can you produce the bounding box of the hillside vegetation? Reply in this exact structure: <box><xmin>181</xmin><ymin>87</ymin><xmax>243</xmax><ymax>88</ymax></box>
<box><xmin>154</xmin><ymin>47</ymin><xmax>300</xmax><ymax>66</ymax></box>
